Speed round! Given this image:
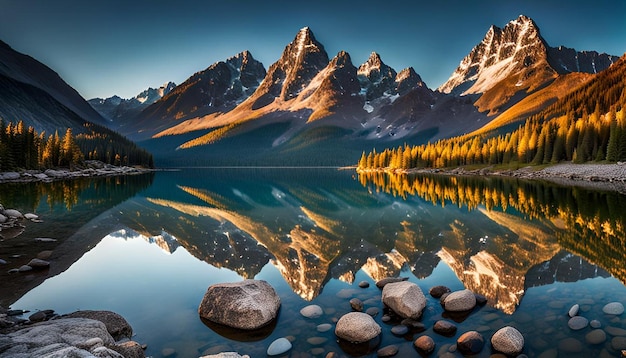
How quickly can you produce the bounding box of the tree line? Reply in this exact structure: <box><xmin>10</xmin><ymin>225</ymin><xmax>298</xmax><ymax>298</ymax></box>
<box><xmin>0</xmin><ymin>119</ymin><xmax>153</xmax><ymax>171</ymax></box>
<box><xmin>358</xmin><ymin>55</ymin><xmax>626</xmax><ymax>171</ymax></box>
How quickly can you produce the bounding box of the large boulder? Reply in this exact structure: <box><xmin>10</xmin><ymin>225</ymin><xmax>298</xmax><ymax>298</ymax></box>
<box><xmin>0</xmin><ymin>317</ymin><xmax>133</xmax><ymax>358</ymax></box>
<box><xmin>443</xmin><ymin>289</ymin><xmax>477</xmax><ymax>312</ymax></box>
<box><xmin>381</xmin><ymin>281</ymin><xmax>426</xmax><ymax>319</ymax></box>
<box><xmin>64</xmin><ymin>310</ymin><xmax>133</xmax><ymax>340</ymax></box>
<box><xmin>198</xmin><ymin>279</ymin><xmax>280</xmax><ymax>330</ymax></box>
<box><xmin>491</xmin><ymin>326</ymin><xmax>524</xmax><ymax>356</ymax></box>
<box><xmin>335</xmin><ymin>312</ymin><xmax>381</xmax><ymax>343</ymax></box>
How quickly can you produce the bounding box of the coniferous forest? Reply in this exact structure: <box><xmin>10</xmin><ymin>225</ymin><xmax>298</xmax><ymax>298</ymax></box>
<box><xmin>358</xmin><ymin>55</ymin><xmax>626</xmax><ymax>171</ymax></box>
<box><xmin>0</xmin><ymin>119</ymin><xmax>153</xmax><ymax>171</ymax></box>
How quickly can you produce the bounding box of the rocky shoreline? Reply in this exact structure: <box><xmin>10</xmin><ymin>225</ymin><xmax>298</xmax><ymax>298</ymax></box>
<box><xmin>0</xmin><ymin>160</ymin><xmax>154</xmax><ymax>184</ymax></box>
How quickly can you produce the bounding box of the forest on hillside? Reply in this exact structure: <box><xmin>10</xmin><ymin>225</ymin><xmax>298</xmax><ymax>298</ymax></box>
<box><xmin>358</xmin><ymin>56</ymin><xmax>626</xmax><ymax>171</ymax></box>
<box><xmin>0</xmin><ymin>119</ymin><xmax>153</xmax><ymax>171</ymax></box>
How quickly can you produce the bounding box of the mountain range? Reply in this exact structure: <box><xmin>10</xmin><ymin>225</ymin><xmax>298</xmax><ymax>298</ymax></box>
<box><xmin>1</xmin><ymin>15</ymin><xmax>621</xmax><ymax>166</ymax></box>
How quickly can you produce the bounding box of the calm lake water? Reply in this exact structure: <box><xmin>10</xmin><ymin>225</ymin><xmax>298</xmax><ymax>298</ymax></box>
<box><xmin>3</xmin><ymin>168</ymin><xmax>626</xmax><ymax>357</ymax></box>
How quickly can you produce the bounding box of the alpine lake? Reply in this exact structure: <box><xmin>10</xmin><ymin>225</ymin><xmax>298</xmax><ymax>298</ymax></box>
<box><xmin>1</xmin><ymin>168</ymin><xmax>625</xmax><ymax>358</ymax></box>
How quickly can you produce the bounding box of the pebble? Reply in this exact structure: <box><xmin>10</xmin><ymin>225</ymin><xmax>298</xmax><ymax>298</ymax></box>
<box><xmin>366</xmin><ymin>307</ymin><xmax>379</xmax><ymax>317</ymax></box>
<box><xmin>400</xmin><ymin>318</ymin><xmax>425</xmax><ymax>332</ymax></box>
<box><xmin>349</xmin><ymin>298</ymin><xmax>363</xmax><ymax>312</ymax></box>
<box><xmin>568</xmin><ymin>304</ymin><xmax>579</xmax><ymax>317</ymax></box>
<box><xmin>605</xmin><ymin>326</ymin><xmax>626</xmax><ymax>336</ymax></box>
<box><xmin>390</xmin><ymin>325</ymin><xmax>409</xmax><ymax>336</ymax></box>
<box><xmin>456</xmin><ymin>331</ymin><xmax>484</xmax><ymax>355</ymax></box>
<box><xmin>311</xmin><ymin>348</ymin><xmax>325</xmax><ymax>355</ymax></box>
<box><xmin>358</xmin><ymin>281</ymin><xmax>370</xmax><ymax>288</ymax></box>
<box><xmin>603</xmin><ymin>302</ymin><xmax>625</xmax><ymax>315</ymax></box>
<box><xmin>433</xmin><ymin>320</ymin><xmax>457</xmax><ymax>336</ymax></box>
<box><xmin>381</xmin><ymin>314</ymin><xmax>392</xmax><ymax>323</ymax></box>
<box><xmin>267</xmin><ymin>337</ymin><xmax>292</xmax><ymax>356</ymax></box>
<box><xmin>568</xmin><ymin>316</ymin><xmax>589</xmax><ymax>330</ymax></box>
<box><xmin>590</xmin><ymin>320</ymin><xmax>602</xmax><ymax>328</ymax></box>
<box><xmin>376</xmin><ymin>345</ymin><xmax>398</xmax><ymax>357</ymax></box>
<box><xmin>0</xmin><ymin>259</ymin><xmax>6</xmax><ymax>265</ymax></box>
<box><xmin>18</xmin><ymin>265</ymin><xmax>32</xmax><ymax>272</ymax></box>
<box><xmin>307</xmin><ymin>337</ymin><xmax>327</xmax><ymax>345</ymax></box>
<box><xmin>414</xmin><ymin>335</ymin><xmax>435</xmax><ymax>354</ymax></box>
<box><xmin>300</xmin><ymin>305</ymin><xmax>324</xmax><ymax>319</ymax></box>
<box><xmin>585</xmin><ymin>329</ymin><xmax>607</xmax><ymax>344</ymax></box>
<box><xmin>317</xmin><ymin>323</ymin><xmax>332</xmax><ymax>332</ymax></box>
<box><xmin>612</xmin><ymin>337</ymin><xmax>626</xmax><ymax>350</ymax></box>
<box><xmin>429</xmin><ymin>285</ymin><xmax>451</xmax><ymax>298</ymax></box>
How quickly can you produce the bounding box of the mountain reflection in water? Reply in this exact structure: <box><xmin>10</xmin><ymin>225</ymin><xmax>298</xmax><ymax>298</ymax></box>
<box><xmin>94</xmin><ymin>168</ymin><xmax>625</xmax><ymax>315</ymax></box>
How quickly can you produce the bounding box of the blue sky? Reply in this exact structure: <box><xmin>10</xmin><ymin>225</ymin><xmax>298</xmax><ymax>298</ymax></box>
<box><xmin>1</xmin><ymin>0</ymin><xmax>624</xmax><ymax>100</ymax></box>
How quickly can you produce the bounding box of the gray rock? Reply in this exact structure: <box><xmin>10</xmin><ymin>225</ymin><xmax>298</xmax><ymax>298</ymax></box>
<box><xmin>0</xmin><ymin>214</ymin><xmax>7</xmax><ymax>223</ymax></box>
<box><xmin>3</xmin><ymin>209</ymin><xmax>23</xmax><ymax>218</ymax></box>
<box><xmin>586</xmin><ymin>329</ymin><xmax>607</xmax><ymax>345</ymax></box>
<box><xmin>64</xmin><ymin>310</ymin><xmax>133</xmax><ymax>340</ymax></box>
<box><xmin>429</xmin><ymin>285</ymin><xmax>451</xmax><ymax>298</ymax></box>
<box><xmin>317</xmin><ymin>323</ymin><xmax>332</xmax><ymax>332</ymax></box>
<box><xmin>358</xmin><ymin>281</ymin><xmax>370</xmax><ymax>288</ymax></box>
<box><xmin>335</xmin><ymin>312</ymin><xmax>381</xmax><ymax>343</ymax></box>
<box><xmin>590</xmin><ymin>319</ymin><xmax>602</xmax><ymax>328</ymax></box>
<box><xmin>443</xmin><ymin>289</ymin><xmax>476</xmax><ymax>312</ymax></box>
<box><xmin>366</xmin><ymin>307</ymin><xmax>379</xmax><ymax>317</ymax></box>
<box><xmin>456</xmin><ymin>331</ymin><xmax>484</xmax><ymax>355</ymax></box>
<box><xmin>381</xmin><ymin>281</ymin><xmax>426</xmax><ymax>319</ymax></box>
<box><xmin>201</xmin><ymin>354</ymin><xmax>250</xmax><ymax>358</ymax></box>
<box><xmin>26</xmin><ymin>258</ymin><xmax>49</xmax><ymax>270</ymax></box>
<box><xmin>603</xmin><ymin>302</ymin><xmax>625</xmax><ymax>315</ymax></box>
<box><xmin>18</xmin><ymin>265</ymin><xmax>32</xmax><ymax>272</ymax></box>
<box><xmin>568</xmin><ymin>304</ymin><xmax>580</xmax><ymax>317</ymax></box>
<box><xmin>568</xmin><ymin>316</ymin><xmax>589</xmax><ymax>330</ymax></box>
<box><xmin>491</xmin><ymin>326</ymin><xmax>524</xmax><ymax>356</ymax></box>
<box><xmin>300</xmin><ymin>304</ymin><xmax>323</xmax><ymax>318</ymax></box>
<box><xmin>198</xmin><ymin>279</ymin><xmax>280</xmax><ymax>330</ymax></box>
<box><xmin>0</xmin><ymin>172</ymin><xmax>20</xmax><ymax>180</ymax></box>
<box><xmin>0</xmin><ymin>318</ymin><xmax>121</xmax><ymax>357</ymax></box>
<box><xmin>390</xmin><ymin>325</ymin><xmax>409</xmax><ymax>336</ymax></box>
<box><xmin>612</xmin><ymin>336</ymin><xmax>626</xmax><ymax>350</ymax></box>
<box><xmin>267</xmin><ymin>337</ymin><xmax>292</xmax><ymax>356</ymax></box>
<box><xmin>414</xmin><ymin>335</ymin><xmax>435</xmax><ymax>354</ymax></box>
<box><xmin>605</xmin><ymin>326</ymin><xmax>626</xmax><ymax>336</ymax></box>
<box><xmin>24</xmin><ymin>213</ymin><xmax>39</xmax><ymax>220</ymax></box>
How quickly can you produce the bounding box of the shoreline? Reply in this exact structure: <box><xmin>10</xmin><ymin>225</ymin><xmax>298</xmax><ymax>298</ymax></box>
<box><xmin>0</xmin><ymin>160</ymin><xmax>155</xmax><ymax>184</ymax></box>
<box><xmin>357</xmin><ymin>162</ymin><xmax>626</xmax><ymax>194</ymax></box>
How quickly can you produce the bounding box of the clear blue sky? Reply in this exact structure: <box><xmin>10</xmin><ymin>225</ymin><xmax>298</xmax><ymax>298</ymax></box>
<box><xmin>1</xmin><ymin>0</ymin><xmax>624</xmax><ymax>100</ymax></box>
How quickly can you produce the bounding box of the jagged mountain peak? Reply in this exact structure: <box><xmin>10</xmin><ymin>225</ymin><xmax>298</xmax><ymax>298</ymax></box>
<box><xmin>437</xmin><ymin>14</ymin><xmax>548</xmax><ymax>96</ymax></box>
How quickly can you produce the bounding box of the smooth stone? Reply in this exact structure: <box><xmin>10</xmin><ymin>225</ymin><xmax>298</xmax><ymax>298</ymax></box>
<box><xmin>3</xmin><ymin>209</ymin><xmax>23</xmax><ymax>218</ymax></box>
<box><xmin>474</xmin><ymin>294</ymin><xmax>488</xmax><ymax>306</ymax></box>
<box><xmin>375</xmin><ymin>277</ymin><xmax>408</xmax><ymax>289</ymax></box>
<box><xmin>456</xmin><ymin>331</ymin><xmax>484</xmax><ymax>355</ymax></box>
<box><xmin>335</xmin><ymin>312</ymin><xmax>381</xmax><ymax>343</ymax></box>
<box><xmin>0</xmin><ymin>214</ymin><xmax>6</xmax><ymax>223</ymax></box>
<box><xmin>18</xmin><ymin>265</ymin><xmax>32</xmax><ymax>272</ymax></box>
<box><xmin>590</xmin><ymin>320</ymin><xmax>602</xmax><ymax>328</ymax></box>
<box><xmin>377</xmin><ymin>345</ymin><xmax>398</xmax><ymax>357</ymax></box>
<box><xmin>443</xmin><ymin>289</ymin><xmax>476</xmax><ymax>312</ymax></box>
<box><xmin>28</xmin><ymin>311</ymin><xmax>48</xmax><ymax>322</ymax></box>
<box><xmin>603</xmin><ymin>302</ymin><xmax>625</xmax><ymax>315</ymax></box>
<box><xmin>612</xmin><ymin>337</ymin><xmax>626</xmax><ymax>350</ymax></box>
<box><xmin>491</xmin><ymin>326</ymin><xmax>524</xmax><ymax>356</ymax></box>
<box><xmin>414</xmin><ymin>335</ymin><xmax>435</xmax><ymax>354</ymax></box>
<box><xmin>317</xmin><ymin>323</ymin><xmax>332</xmax><ymax>332</ymax></box>
<box><xmin>27</xmin><ymin>258</ymin><xmax>50</xmax><ymax>269</ymax></box>
<box><xmin>558</xmin><ymin>337</ymin><xmax>583</xmax><ymax>353</ymax></box>
<box><xmin>390</xmin><ymin>325</ymin><xmax>409</xmax><ymax>336</ymax></box>
<box><xmin>267</xmin><ymin>337</ymin><xmax>292</xmax><ymax>356</ymax></box>
<box><xmin>300</xmin><ymin>304</ymin><xmax>324</xmax><ymax>319</ymax></box>
<box><xmin>307</xmin><ymin>337</ymin><xmax>327</xmax><ymax>345</ymax></box>
<box><xmin>381</xmin><ymin>315</ymin><xmax>392</xmax><ymax>323</ymax></box>
<box><xmin>429</xmin><ymin>285</ymin><xmax>451</xmax><ymax>298</ymax></box>
<box><xmin>350</xmin><ymin>298</ymin><xmax>364</xmax><ymax>312</ymax></box>
<box><xmin>586</xmin><ymin>329</ymin><xmax>607</xmax><ymax>345</ymax></box>
<box><xmin>568</xmin><ymin>316</ymin><xmax>589</xmax><ymax>330</ymax></box>
<box><xmin>400</xmin><ymin>318</ymin><xmax>425</xmax><ymax>332</ymax></box>
<box><xmin>34</xmin><ymin>237</ymin><xmax>57</xmax><ymax>242</ymax></box>
<box><xmin>366</xmin><ymin>307</ymin><xmax>379</xmax><ymax>317</ymax></box>
<box><xmin>433</xmin><ymin>320</ymin><xmax>457</xmax><ymax>336</ymax></box>
<box><xmin>606</xmin><ymin>326</ymin><xmax>626</xmax><ymax>336</ymax></box>
<box><xmin>568</xmin><ymin>304</ymin><xmax>580</xmax><ymax>317</ymax></box>
<box><xmin>37</xmin><ymin>250</ymin><xmax>53</xmax><ymax>260</ymax></box>
<box><xmin>358</xmin><ymin>281</ymin><xmax>370</xmax><ymax>288</ymax></box>
<box><xmin>0</xmin><ymin>259</ymin><xmax>6</xmax><ymax>265</ymax></box>
<box><xmin>64</xmin><ymin>310</ymin><xmax>134</xmax><ymax>340</ymax></box>
<box><xmin>24</xmin><ymin>213</ymin><xmax>39</xmax><ymax>220</ymax></box>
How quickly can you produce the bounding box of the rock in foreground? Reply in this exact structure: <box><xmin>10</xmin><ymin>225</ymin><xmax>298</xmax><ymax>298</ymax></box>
<box><xmin>491</xmin><ymin>326</ymin><xmax>524</xmax><ymax>356</ymax></box>
<box><xmin>335</xmin><ymin>312</ymin><xmax>381</xmax><ymax>343</ymax></box>
<box><xmin>381</xmin><ymin>281</ymin><xmax>426</xmax><ymax>319</ymax></box>
<box><xmin>198</xmin><ymin>279</ymin><xmax>280</xmax><ymax>330</ymax></box>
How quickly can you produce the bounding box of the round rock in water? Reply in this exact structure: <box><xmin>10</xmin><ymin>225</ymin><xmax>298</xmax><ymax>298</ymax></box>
<box><xmin>414</xmin><ymin>335</ymin><xmax>435</xmax><ymax>354</ymax></box>
<box><xmin>603</xmin><ymin>302</ymin><xmax>625</xmax><ymax>315</ymax></box>
<box><xmin>429</xmin><ymin>285</ymin><xmax>451</xmax><ymax>298</ymax></box>
<box><xmin>376</xmin><ymin>345</ymin><xmax>398</xmax><ymax>357</ymax></box>
<box><xmin>350</xmin><ymin>298</ymin><xmax>364</xmax><ymax>312</ymax></box>
<box><xmin>585</xmin><ymin>329</ymin><xmax>607</xmax><ymax>345</ymax></box>
<box><xmin>300</xmin><ymin>304</ymin><xmax>324</xmax><ymax>319</ymax></box>
<box><xmin>568</xmin><ymin>304</ymin><xmax>579</xmax><ymax>317</ymax></box>
<box><xmin>590</xmin><ymin>319</ymin><xmax>602</xmax><ymax>329</ymax></box>
<box><xmin>358</xmin><ymin>281</ymin><xmax>370</xmax><ymax>288</ymax></box>
<box><xmin>381</xmin><ymin>281</ymin><xmax>426</xmax><ymax>319</ymax></box>
<box><xmin>317</xmin><ymin>323</ymin><xmax>332</xmax><ymax>332</ymax></box>
<box><xmin>491</xmin><ymin>326</ymin><xmax>524</xmax><ymax>356</ymax></box>
<box><xmin>267</xmin><ymin>337</ymin><xmax>292</xmax><ymax>356</ymax></box>
<box><xmin>366</xmin><ymin>307</ymin><xmax>379</xmax><ymax>317</ymax></box>
<box><xmin>390</xmin><ymin>325</ymin><xmax>409</xmax><ymax>336</ymax></box>
<box><xmin>443</xmin><ymin>289</ymin><xmax>476</xmax><ymax>312</ymax></box>
<box><xmin>198</xmin><ymin>279</ymin><xmax>280</xmax><ymax>330</ymax></box>
<box><xmin>335</xmin><ymin>312</ymin><xmax>381</xmax><ymax>343</ymax></box>
<box><xmin>433</xmin><ymin>320</ymin><xmax>457</xmax><ymax>336</ymax></box>
<box><xmin>568</xmin><ymin>316</ymin><xmax>589</xmax><ymax>330</ymax></box>
<box><xmin>456</xmin><ymin>331</ymin><xmax>484</xmax><ymax>355</ymax></box>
